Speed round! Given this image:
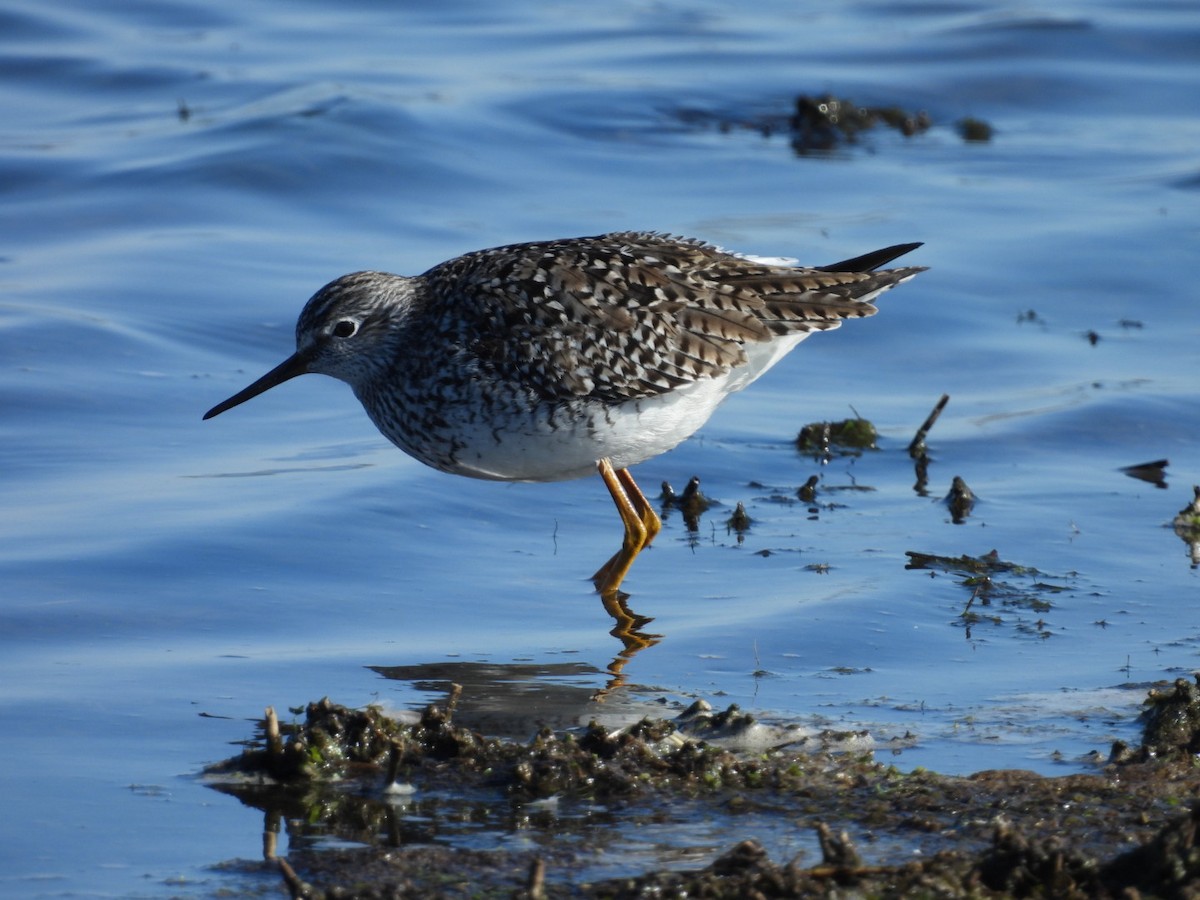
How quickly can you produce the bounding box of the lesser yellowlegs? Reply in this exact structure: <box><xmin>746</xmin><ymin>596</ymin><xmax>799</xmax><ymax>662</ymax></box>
<box><xmin>204</xmin><ymin>231</ymin><xmax>925</xmax><ymax>594</ymax></box>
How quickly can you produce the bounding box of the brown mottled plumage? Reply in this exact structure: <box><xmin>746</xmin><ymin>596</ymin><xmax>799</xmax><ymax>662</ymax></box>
<box><xmin>205</xmin><ymin>231</ymin><xmax>925</xmax><ymax>593</ymax></box>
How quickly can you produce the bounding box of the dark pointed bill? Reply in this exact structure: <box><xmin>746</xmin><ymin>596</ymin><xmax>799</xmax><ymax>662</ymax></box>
<box><xmin>203</xmin><ymin>351</ymin><xmax>311</xmax><ymax>420</ymax></box>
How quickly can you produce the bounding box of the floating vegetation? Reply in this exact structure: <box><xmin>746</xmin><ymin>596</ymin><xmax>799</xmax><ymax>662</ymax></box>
<box><xmin>789</xmin><ymin>93</ymin><xmax>931</xmax><ymax>152</ymax></box>
<box><xmin>956</xmin><ymin>116</ymin><xmax>993</xmax><ymax>142</ymax></box>
<box><xmin>945</xmin><ymin>475</ymin><xmax>976</xmax><ymax>524</ymax></box>
<box><xmin>796</xmin><ymin>416</ymin><xmax>877</xmax><ymax>457</ymax></box>
<box><xmin>660</xmin><ymin>475</ymin><xmax>711</xmax><ymax>531</ymax></box>
<box><xmin>1174</xmin><ymin>485</ymin><xmax>1200</xmax><ymax>566</ymax></box>
<box><xmin>725</xmin><ymin>501</ymin><xmax>752</xmax><ymax>540</ymax></box>
<box><xmin>905</xmin><ymin>549</ymin><xmax>1068</xmax><ymax>638</ymax></box>
<box><xmin>674</xmin><ymin>92</ymin><xmax>995</xmax><ymax>156</ymax></box>
<box><xmin>797</xmin><ymin>474</ymin><xmax>819</xmax><ymax>503</ymax></box>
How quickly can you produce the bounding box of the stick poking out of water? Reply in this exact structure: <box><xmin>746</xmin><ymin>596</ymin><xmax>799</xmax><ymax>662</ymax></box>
<box><xmin>909</xmin><ymin>393</ymin><xmax>950</xmax><ymax>458</ymax></box>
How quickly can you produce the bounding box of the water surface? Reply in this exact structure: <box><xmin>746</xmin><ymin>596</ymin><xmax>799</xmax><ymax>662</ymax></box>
<box><xmin>2</xmin><ymin>0</ymin><xmax>1198</xmax><ymax>895</ymax></box>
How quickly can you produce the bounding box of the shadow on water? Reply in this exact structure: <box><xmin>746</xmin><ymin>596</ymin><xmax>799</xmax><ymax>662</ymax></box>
<box><xmin>367</xmin><ymin>660</ymin><xmax>665</xmax><ymax>733</ymax></box>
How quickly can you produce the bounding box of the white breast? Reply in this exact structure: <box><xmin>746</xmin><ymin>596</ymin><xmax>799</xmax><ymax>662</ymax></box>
<box><xmin>436</xmin><ymin>330</ymin><xmax>814</xmax><ymax>483</ymax></box>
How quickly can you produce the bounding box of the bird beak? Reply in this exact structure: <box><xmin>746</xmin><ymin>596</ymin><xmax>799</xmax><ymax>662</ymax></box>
<box><xmin>203</xmin><ymin>350</ymin><xmax>312</xmax><ymax>420</ymax></box>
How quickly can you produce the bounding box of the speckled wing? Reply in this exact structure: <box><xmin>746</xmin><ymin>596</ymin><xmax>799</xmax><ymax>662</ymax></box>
<box><xmin>425</xmin><ymin>231</ymin><xmax>924</xmax><ymax>404</ymax></box>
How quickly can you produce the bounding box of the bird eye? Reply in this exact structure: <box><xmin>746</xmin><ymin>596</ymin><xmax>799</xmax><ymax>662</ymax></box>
<box><xmin>332</xmin><ymin>320</ymin><xmax>357</xmax><ymax>338</ymax></box>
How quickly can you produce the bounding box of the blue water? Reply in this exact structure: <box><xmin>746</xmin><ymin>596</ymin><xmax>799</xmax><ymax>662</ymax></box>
<box><xmin>2</xmin><ymin>0</ymin><xmax>1199</xmax><ymax>895</ymax></box>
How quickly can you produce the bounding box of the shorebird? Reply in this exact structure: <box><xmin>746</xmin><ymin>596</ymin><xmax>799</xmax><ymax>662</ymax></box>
<box><xmin>204</xmin><ymin>231</ymin><xmax>924</xmax><ymax>594</ymax></box>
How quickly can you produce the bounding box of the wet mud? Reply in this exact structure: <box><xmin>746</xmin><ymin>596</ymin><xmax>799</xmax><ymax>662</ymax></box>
<box><xmin>205</xmin><ymin>677</ymin><xmax>1200</xmax><ymax>898</ymax></box>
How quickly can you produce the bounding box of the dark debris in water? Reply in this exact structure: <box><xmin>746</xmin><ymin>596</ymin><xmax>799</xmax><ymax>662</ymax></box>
<box><xmin>204</xmin><ymin>689</ymin><xmax>1200</xmax><ymax>899</ymax></box>
<box><xmin>906</xmin><ymin>549</ymin><xmax>1069</xmax><ymax>638</ymax></box>
<box><xmin>1017</xmin><ymin>308</ymin><xmax>1047</xmax><ymax>327</ymax></box>
<box><xmin>796</xmin><ymin>474</ymin><xmax>819</xmax><ymax>504</ymax></box>
<box><xmin>910</xmin><ymin>393</ymin><xmax>950</xmax><ymax>497</ymax></box>
<box><xmin>944</xmin><ymin>475</ymin><xmax>976</xmax><ymax>524</ymax></box>
<box><xmin>1173</xmin><ymin>486</ymin><xmax>1200</xmax><ymax>567</ymax></box>
<box><xmin>788</xmin><ymin>94</ymin><xmax>931</xmax><ymax>152</ymax></box>
<box><xmin>906</xmin><ymin>548</ymin><xmax>1040</xmax><ymax>578</ymax></box>
<box><xmin>725</xmin><ymin>501</ymin><xmax>752</xmax><ymax>541</ymax></box>
<box><xmin>956</xmin><ymin>116</ymin><xmax>994</xmax><ymax>142</ymax></box>
<box><xmin>660</xmin><ymin>475</ymin><xmax>711</xmax><ymax>532</ymax></box>
<box><xmin>675</xmin><ymin>92</ymin><xmax>994</xmax><ymax>155</ymax></box>
<box><xmin>796</xmin><ymin>417</ymin><xmax>877</xmax><ymax>458</ymax></box>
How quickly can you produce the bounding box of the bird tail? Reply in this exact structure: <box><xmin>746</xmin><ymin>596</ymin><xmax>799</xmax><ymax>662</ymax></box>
<box><xmin>818</xmin><ymin>242</ymin><xmax>923</xmax><ymax>273</ymax></box>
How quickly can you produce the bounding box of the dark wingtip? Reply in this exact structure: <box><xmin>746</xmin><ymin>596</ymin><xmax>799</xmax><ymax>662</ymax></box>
<box><xmin>819</xmin><ymin>242</ymin><xmax>924</xmax><ymax>273</ymax></box>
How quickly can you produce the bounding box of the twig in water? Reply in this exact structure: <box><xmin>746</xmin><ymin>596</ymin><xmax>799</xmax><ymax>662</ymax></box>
<box><xmin>909</xmin><ymin>393</ymin><xmax>950</xmax><ymax>458</ymax></box>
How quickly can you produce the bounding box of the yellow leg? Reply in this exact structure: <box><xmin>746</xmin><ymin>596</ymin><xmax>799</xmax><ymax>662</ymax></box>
<box><xmin>615</xmin><ymin>467</ymin><xmax>662</xmax><ymax>545</ymax></box>
<box><xmin>592</xmin><ymin>458</ymin><xmax>662</xmax><ymax>595</ymax></box>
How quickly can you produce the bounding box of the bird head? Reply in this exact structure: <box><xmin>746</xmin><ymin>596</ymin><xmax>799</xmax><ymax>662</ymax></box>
<box><xmin>203</xmin><ymin>271</ymin><xmax>416</xmax><ymax>420</ymax></box>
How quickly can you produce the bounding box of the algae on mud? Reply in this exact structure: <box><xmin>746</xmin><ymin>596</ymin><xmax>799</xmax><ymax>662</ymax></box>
<box><xmin>205</xmin><ymin>680</ymin><xmax>1200</xmax><ymax>898</ymax></box>
<box><xmin>1175</xmin><ymin>486</ymin><xmax>1200</xmax><ymax>566</ymax></box>
<box><xmin>795</xmin><ymin>417</ymin><xmax>878</xmax><ymax>457</ymax></box>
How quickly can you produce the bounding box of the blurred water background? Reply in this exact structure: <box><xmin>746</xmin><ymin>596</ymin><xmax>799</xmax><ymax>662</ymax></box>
<box><xmin>1</xmin><ymin>0</ymin><xmax>1198</xmax><ymax>895</ymax></box>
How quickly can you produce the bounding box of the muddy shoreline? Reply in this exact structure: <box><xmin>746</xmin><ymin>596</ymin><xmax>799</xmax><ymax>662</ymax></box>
<box><xmin>204</xmin><ymin>678</ymin><xmax>1200</xmax><ymax>898</ymax></box>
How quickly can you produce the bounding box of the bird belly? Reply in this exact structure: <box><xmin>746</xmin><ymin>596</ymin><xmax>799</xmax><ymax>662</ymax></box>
<box><xmin>367</xmin><ymin>376</ymin><xmax>740</xmax><ymax>483</ymax></box>
<box><xmin>457</xmin><ymin>377</ymin><xmax>738</xmax><ymax>482</ymax></box>
<box><xmin>363</xmin><ymin>331</ymin><xmax>812</xmax><ymax>484</ymax></box>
